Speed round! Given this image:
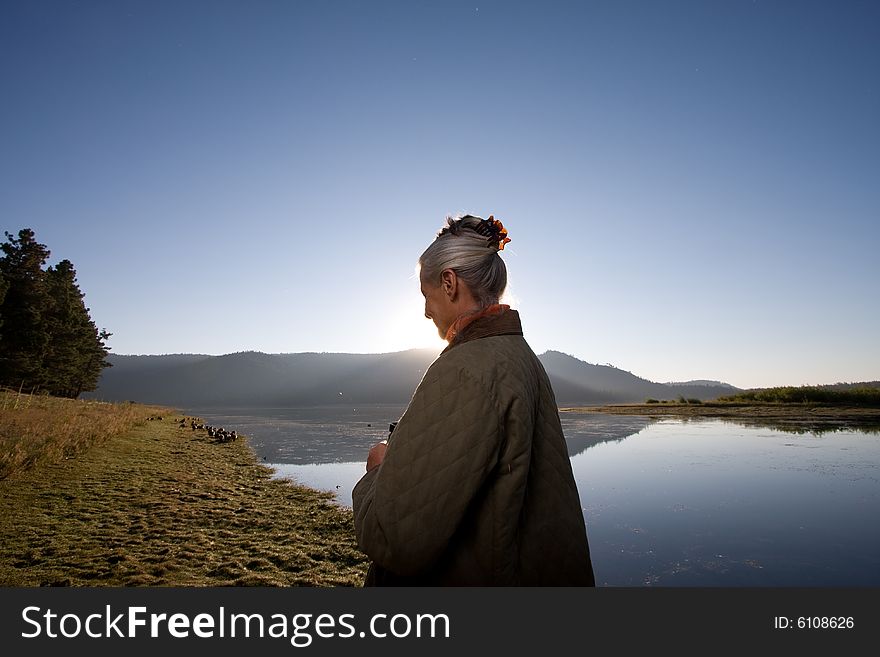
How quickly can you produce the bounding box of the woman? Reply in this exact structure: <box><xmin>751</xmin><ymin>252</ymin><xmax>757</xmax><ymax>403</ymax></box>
<box><xmin>352</xmin><ymin>214</ymin><xmax>595</xmax><ymax>586</ymax></box>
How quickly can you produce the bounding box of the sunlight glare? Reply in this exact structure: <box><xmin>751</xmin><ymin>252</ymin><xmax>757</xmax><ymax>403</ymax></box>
<box><xmin>383</xmin><ymin>294</ymin><xmax>446</xmax><ymax>352</ymax></box>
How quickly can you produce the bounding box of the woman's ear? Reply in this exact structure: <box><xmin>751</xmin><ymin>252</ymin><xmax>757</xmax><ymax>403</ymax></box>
<box><xmin>440</xmin><ymin>269</ymin><xmax>457</xmax><ymax>300</ymax></box>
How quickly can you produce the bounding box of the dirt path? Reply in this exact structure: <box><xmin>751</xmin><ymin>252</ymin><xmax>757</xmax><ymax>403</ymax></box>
<box><xmin>0</xmin><ymin>416</ymin><xmax>370</xmax><ymax>586</ymax></box>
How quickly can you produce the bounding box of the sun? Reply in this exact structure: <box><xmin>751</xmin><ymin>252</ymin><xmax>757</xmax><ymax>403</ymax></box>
<box><xmin>383</xmin><ymin>294</ymin><xmax>446</xmax><ymax>352</ymax></box>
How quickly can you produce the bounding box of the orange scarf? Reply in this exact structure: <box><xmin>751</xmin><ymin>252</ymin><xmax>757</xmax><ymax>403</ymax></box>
<box><xmin>444</xmin><ymin>304</ymin><xmax>510</xmax><ymax>343</ymax></box>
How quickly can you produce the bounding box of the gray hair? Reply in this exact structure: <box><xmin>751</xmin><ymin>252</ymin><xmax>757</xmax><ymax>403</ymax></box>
<box><xmin>418</xmin><ymin>214</ymin><xmax>508</xmax><ymax>308</ymax></box>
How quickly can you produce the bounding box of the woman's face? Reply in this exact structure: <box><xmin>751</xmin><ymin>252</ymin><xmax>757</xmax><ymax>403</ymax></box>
<box><xmin>420</xmin><ymin>271</ymin><xmax>455</xmax><ymax>339</ymax></box>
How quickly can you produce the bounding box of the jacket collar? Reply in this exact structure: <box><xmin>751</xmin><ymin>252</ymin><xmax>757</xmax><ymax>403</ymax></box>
<box><xmin>442</xmin><ymin>307</ymin><xmax>523</xmax><ymax>354</ymax></box>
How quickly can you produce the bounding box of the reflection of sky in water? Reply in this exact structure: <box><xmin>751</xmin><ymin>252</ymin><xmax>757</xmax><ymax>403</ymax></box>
<box><xmin>192</xmin><ymin>407</ymin><xmax>880</xmax><ymax>587</ymax></box>
<box><xmin>190</xmin><ymin>405</ymin><xmax>407</xmax><ymax>464</ymax></box>
<box><xmin>269</xmin><ymin>462</ymin><xmax>365</xmax><ymax>508</ymax></box>
<box><xmin>574</xmin><ymin>419</ymin><xmax>880</xmax><ymax>586</ymax></box>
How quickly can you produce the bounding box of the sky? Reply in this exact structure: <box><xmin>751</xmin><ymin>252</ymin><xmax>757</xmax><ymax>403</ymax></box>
<box><xmin>1</xmin><ymin>0</ymin><xmax>878</xmax><ymax>390</ymax></box>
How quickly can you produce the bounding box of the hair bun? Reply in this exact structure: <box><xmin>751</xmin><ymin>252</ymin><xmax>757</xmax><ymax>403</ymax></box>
<box><xmin>482</xmin><ymin>215</ymin><xmax>511</xmax><ymax>251</ymax></box>
<box><xmin>441</xmin><ymin>214</ymin><xmax>511</xmax><ymax>251</ymax></box>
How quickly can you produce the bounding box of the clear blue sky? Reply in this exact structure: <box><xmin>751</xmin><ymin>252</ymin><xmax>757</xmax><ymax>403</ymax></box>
<box><xmin>2</xmin><ymin>0</ymin><xmax>878</xmax><ymax>389</ymax></box>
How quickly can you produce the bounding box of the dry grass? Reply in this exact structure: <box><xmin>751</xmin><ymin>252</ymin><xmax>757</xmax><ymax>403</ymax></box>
<box><xmin>0</xmin><ymin>389</ymin><xmax>168</xmax><ymax>480</ymax></box>
<box><xmin>0</xmin><ymin>398</ymin><xmax>370</xmax><ymax>586</ymax></box>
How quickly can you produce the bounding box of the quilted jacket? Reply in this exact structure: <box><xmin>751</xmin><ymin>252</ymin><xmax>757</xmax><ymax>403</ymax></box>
<box><xmin>352</xmin><ymin>308</ymin><xmax>595</xmax><ymax>586</ymax></box>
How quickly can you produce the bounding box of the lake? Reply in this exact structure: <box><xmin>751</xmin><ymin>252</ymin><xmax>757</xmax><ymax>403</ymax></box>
<box><xmin>190</xmin><ymin>405</ymin><xmax>880</xmax><ymax>586</ymax></box>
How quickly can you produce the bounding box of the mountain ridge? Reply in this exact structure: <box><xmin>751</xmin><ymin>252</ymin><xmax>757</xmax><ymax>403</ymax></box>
<box><xmin>87</xmin><ymin>348</ymin><xmax>742</xmax><ymax>407</ymax></box>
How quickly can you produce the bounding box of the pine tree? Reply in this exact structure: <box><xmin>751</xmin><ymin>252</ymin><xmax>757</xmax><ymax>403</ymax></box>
<box><xmin>0</xmin><ymin>271</ymin><xmax>9</xmax><ymax>333</ymax></box>
<box><xmin>0</xmin><ymin>229</ymin><xmax>51</xmax><ymax>390</ymax></box>
<box><xmin>74</xmin><ymin>327</ymin><xmax>112</xmax><ymax>398</ymax></box>
<box><xmin>42</xmin><ymin>260</ymin><xmax>112</xmax><ymax>397</ymax></box>
<box><xmin>0</xmin><ymin>229</ymin><xmax>111</xmax><ymax>397</ymax></box>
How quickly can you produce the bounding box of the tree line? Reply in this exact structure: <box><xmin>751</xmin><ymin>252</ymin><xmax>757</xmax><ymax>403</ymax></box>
<box><xmin>0</xmin><ymin>228</ymin><xmax>111</xmax><ymax>398</ymax></box>
<box><xmin>718</xmin><ymin>386</ymin><xmax>880</xmax><ymax>406</ymax></box>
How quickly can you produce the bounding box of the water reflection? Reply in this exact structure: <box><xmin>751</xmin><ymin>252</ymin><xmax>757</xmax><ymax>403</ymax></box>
<box><xmin>584</xmin><ymin>409</ymin><xmax>880</xmax><ymax>436</ymax></box>
<box><xmin>190</xmin><ymin>406</ymin><xmax>880</xmax><ymax>586</ymax></box>
<box><xmin>269</xmin><ymin>461</ymin><xmax>365</xmax><ymax>508</ymax></box>
<box><xmin>560</xmin><ymin>414</ymin><xmax>655</xmax><ymax>456</ymax></box>
<box><xmin>190</xmin><ymin>405</ymin><xmax>406</xmax><ymax>465</ymax></box>
<box><xmin>574</xmin><ymin>418</ymin><xmax>880</xmax><ymax>586</ymax></box>
<box><xmin>712</xmin><ymin>416</ymin><xmax>880</xmax><ymax>436</ymax></box>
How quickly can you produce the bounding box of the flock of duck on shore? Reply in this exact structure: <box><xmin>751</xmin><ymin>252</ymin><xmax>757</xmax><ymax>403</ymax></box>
<box><xmin>147</xmin><ymin>415</ymin><xmax>238</xmax><ymax>443</ymax></box>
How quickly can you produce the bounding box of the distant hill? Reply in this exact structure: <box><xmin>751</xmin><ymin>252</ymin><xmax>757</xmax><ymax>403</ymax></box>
<box><xmin>664</xmin><ymin>379</ymin><xmax>735</xmax><ymax>387</ymax></box>
<box><xmin>87</xmin><ymin>349</ymin><xmax>740</xmax><ymax>407</ymax></box>
<box><xmin>89</xmin><ymin>350</ymin><xmax>438</xmax><ymax>407</ymax></box>
<box><xmin>538</xmin><ymin>351</ymin><xmax>739</xmax><ymax>405</ymax></box>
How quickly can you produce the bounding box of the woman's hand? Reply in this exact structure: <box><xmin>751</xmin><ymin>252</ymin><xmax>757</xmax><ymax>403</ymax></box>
<box><xmin>366</xmin><ymin>440</ymin><xmax>388</xmax><ymax>472</ymax></box>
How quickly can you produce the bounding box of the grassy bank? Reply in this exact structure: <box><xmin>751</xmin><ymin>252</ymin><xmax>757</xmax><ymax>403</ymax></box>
<box><xmin>0</xmin><ymin>389</ymin><xmax>162</xmax><ymax>480</ymax></box>
<box><xmin>0</xmin><ymin>396</ymin><xmax>370</xmax><ymax>586</ymax></box>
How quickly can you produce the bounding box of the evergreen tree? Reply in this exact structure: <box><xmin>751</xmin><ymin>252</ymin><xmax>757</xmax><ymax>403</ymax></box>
<box><xmin>43</xmin><ymin>260</ymin><xmax>112</xmax><ymax>397</ymax></box>
<box><xmin>0</xmin><ymin>229</ymin><xmax>51</xmax><ymax>390</ymax></box>
<box><xmin>75</xmin><ymin>327</ymin><xmax>112</xmax><ymax>398</ymax></box>
<box><xmin>0</xmin><ymin>271</ymin><xmax>8</xmax><ymax>333</ymax></box>
<box><xmin>0</xmin><ymin>229</ymin><xmax>112</xmax><ymax>397</ymax></box>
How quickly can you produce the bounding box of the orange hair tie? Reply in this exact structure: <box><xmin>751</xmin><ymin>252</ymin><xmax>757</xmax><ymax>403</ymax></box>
<box><xmin>485</xmin><ymin>215</ymin><xmax>511</xmax><ymax>251</ymax></box>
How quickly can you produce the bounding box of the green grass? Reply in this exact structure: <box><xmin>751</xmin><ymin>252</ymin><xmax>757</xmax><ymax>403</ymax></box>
<box><xmin>0</xmin><ymin>396</ymin><xmax>370</xmax><ymax>586</ymax></box>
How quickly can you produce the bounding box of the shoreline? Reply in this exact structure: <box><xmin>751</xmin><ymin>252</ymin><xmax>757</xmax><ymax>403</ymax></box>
<box><xmin>560</xmin><ymin>403</ymin><xmax>880</xmax><ymax>430</ymax></box>
<box><xmin>0</xmin><ymin>414</ymin><xmax>370</xmax><ymax>586</ymax></box>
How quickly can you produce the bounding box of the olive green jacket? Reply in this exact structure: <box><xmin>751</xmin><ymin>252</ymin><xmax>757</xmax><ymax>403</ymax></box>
<box><xmin>352</xmin><ymin>309</ymin><xmax>595</xmax><ymax>586</ymax></box>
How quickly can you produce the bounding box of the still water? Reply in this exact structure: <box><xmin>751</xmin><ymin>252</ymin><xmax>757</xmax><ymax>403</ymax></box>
<box><xmin>191</xmin><ymin>405</ymin><xmax>880</xmax><ymax>586</ymax></box>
